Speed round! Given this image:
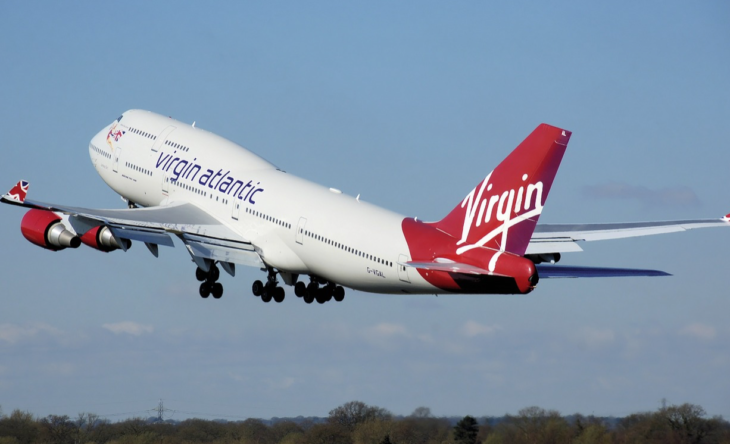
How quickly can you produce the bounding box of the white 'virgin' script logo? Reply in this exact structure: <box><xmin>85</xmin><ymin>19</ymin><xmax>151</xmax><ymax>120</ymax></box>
<box><xmin>456</xmin><ymin>171</ymin><xmax>543</xmax><ymax>255</ymax></box>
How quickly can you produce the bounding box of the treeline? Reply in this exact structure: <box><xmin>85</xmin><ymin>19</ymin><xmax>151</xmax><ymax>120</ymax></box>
<box><xmin>1</xmin><ymin>401</ymin><xmax>729</xmax><ymax>444</ymax></box>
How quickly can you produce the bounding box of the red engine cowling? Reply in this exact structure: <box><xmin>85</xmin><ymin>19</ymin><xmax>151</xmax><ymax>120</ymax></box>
<box><xmin>21</xmin><ymin>209</ymin><xmax>81</xmax><ymax>251</ymax></box>
<box><xmin>80</xmin><ymin>225</ymin><xmax>127</xmax><ymax>252</ymax></box>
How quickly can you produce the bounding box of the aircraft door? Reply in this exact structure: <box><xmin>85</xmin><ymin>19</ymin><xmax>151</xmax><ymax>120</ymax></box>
<box><xmin>162</xmin><ymin>173</ymin><xmax>169</xmax><ymax>194</ymax></box>
<box><xmin>151</xmin><ymin>126</ymin><xmax>176</xmax><ymax>152</ymax></box>
<box><xmin>296</xmin><ymin>217</ymin><xmax>307</xmax><ymax>244</ymax></box>
<box><xmin>398</xmin><ymin>254</ymin><xmax>410</xmax><ymax>283</ymax></box>
<box><xmin>113</xmin><ymin>147</ymin><xmax>121</xmax><ymax>173</ymax></box>
<box><xmin>232</xmin><ymin>200</ymin><xmax>241</xmax><ymax>220</ymax></box>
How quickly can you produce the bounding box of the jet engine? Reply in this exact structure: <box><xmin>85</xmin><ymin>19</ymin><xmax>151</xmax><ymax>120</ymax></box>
<box><xmin>21</xmin><ymin>209</ymin><xmax>80</xmax><ymax>251</ymax></box>
<box><xmin>80</xmin><ymin>225</ymin><xmax>129</xmax><ymax>252</ymax></box>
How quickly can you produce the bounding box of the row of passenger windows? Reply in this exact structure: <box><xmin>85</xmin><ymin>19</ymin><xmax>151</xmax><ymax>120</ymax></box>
<box><xmin>125</xmin><ymin>162</ymin><xmax>152</xmax><ymax>176</ymax></box>
<box><xmin>128</xmin><ymin>127</ymin><xmax>156</xmax><ymax>140</ymax></box>
<box><xmin>165</xmin><ymin>140</ymin><xmax>190</xmax><ymax>152</ymax></box>
<box><xmin>167</xmin><ymin>177</ymin><xmax>208</xmax><ymax>197</ymax></box>
<box><xmin>301</xmin><ymin>228</ymin><xmax>393</xmax><ymax>268</ymax></box>
<box><xmin>245</xmin><ymin>207</ymin><xmax>291</xmax><ymax>229</ymax></box>
<box><xmin>90</xmin><ymin>143</ymin><xmax>111</xmax><ymax>159</ymax></box>
<box><xmin>165</xmin><ymin>177</ymin><xmax>235</xmax><ymax>206</ymax></box>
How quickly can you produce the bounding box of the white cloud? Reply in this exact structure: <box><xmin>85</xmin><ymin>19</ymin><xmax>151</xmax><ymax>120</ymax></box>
<box><xmin>680</xmin><ymin>323</ymin><xmax>716</xmax><ymax>340</ymax></box>
<box><xmin>369</xmin><ymin>323</ymin><xmax>408</xmax><ymax>337</ymax></box>
<box><xmin>461</xmin><ymin>320</ymin><xmax>501</xmax><ymax>338</ymax></box>
<box><xmin>266</xmin><ymin>376</ymin><xmax>295</xmax><ymax>390</ymax></box>
<box><xmin>362</xmin><ymin>323</ymin><xmax>410</xmax><ymax>350</ymax></box>
<box><xmin>44</xmin><ymin>362</ymin><xmax>75</xmax><ymax>376</ymax></box>
<box><xmin>577</xmin><ymin>328</ymin><xmax>616</xmax><ymax>349</ymax></box>
<box><xmin>102</xmin><ymin>321</ymin><xmax>154</xmax><ymax>336</ymax></box>
<box><xmin>0</xmin><ymin>323</ymin><xmax>64</xmax><ymax>344</ymax></box>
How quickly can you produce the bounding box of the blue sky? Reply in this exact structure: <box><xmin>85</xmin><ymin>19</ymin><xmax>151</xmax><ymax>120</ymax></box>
<box><xmin>0</xmin><ymin>1</ymin><xmax>729</xmax><ymax>421</ymax></box>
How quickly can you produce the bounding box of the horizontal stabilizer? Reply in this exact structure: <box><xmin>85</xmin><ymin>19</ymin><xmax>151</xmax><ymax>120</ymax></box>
<box><xmin>404</xmin><ymin>260</ymin><xmax>494</xmax><ymax>276</ymax></box>
<box><xmin>536</xmin><ymin>264</ymin><xmax>670</xmax><ymax>278</ymax></box>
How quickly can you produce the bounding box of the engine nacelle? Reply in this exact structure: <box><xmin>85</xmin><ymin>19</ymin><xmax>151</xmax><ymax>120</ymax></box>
<box><xmin>80</xmin><ymin>225</ymin><xmax>129</xmax><ymax>252</ymax></box>
<box><xmin>21</xmin><ymin>209</ymin><xmax>81</xmax><ymax>251</ymax></box>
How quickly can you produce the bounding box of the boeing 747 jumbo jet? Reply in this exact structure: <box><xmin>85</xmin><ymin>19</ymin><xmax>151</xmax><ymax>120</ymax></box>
<box><xmin>2</xmin><ymin>110</ymin><xmax>728</xmax><ymax>303</ymax></box>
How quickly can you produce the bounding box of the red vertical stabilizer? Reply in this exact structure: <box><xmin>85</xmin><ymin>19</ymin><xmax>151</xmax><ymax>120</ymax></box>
<box><xmin>431</xmin><ymin>124</ymin><xmax>571</xmax><ymax>256</ymax></box>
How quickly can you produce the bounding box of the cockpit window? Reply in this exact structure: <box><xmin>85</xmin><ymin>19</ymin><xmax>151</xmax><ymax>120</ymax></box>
<box><xmin>116</xmin><ymin>115</ymin><xmax>124</xmax><ymax>122</ymax></box>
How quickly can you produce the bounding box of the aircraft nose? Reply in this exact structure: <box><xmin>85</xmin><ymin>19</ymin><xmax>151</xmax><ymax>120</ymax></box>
<box><xmin>90</xmin><ymin>123</ymin><xmax>112</xmax><ymax>149</ymax></box>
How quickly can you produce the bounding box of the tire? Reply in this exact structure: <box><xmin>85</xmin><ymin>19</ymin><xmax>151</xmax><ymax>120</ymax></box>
<box><xmin>316</xmin><ymin>290</ymin><xmax>327</xmax><ymax>304</ymax></box>
<box><xmin>199</xmin><ymin>283</ymin><xmax>210</xmax><ymax>298</ymax></box>
<box><xmin>195</xmin><ymin>267</ymin><xmax>207</xmax><ymax>282</ymax></box>
<box><xmin>303</xmin><ymin>292</ymin><xmax>314</xmax><ymax>304</ymax></box>
<box><xmin>212</xmin><ymin>283</ymin><xmax>223</xmax><ymax>299</ymax></box>
<box><xmin>252</xmin><ymin>280</ymin><xmax>264</xmax><ymax>296</ymax></box>
<box><xmin>273</xmin><ymin>287</ymin><xmax>285</xmax><ymax>303</ymax></box>
<box><xmin>210</xmin><ymin>265</ymin><xmax>220</xmax><ymax>281</ymax></box>
<box><xmin>294</xmin><ymin>281</ymin><xmax>306</xmax><ymax>297</ymax></box>
<box><xmin>307</xmin><ymin>282</ymin><xmax>318</xmax><ymax>294</ymax></box>
<box><xmin>261</xmin><ymin>290</ymin><xmax>273</xmax><ymax>303</ymax></box>
<box><xmin>333</xmin><ymin>286</ymin><xmax>345</xmax><ymax>302</ymax></box>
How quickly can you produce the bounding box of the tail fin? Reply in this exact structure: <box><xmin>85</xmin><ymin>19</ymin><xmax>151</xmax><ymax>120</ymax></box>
<box><xmin>432</xmin><ymin>124</ymin><xmax>570</xmax><ymax>256</ymax></box>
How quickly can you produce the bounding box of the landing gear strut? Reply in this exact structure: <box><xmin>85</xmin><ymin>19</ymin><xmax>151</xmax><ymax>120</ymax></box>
<box><xmin>252</xmin><ymin>268</ymin><xmax>285</xmax><ymax>303</ymax></box>
<box><xmin>197</xmin><ymin>264</ymin><xmax>223</xmax><ymax>299</ymax></box>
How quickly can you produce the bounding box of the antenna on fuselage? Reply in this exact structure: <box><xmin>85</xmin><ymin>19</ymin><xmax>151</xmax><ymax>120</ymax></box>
<box><xmin>192</xmin><ymin>121</ymin><xmax>196</xmax><ymax>128</ymax></box>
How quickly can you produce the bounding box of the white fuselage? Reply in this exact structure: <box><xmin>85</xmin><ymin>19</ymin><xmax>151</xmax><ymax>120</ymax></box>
<box><xmin>89</xmin><ymin>110</ymin><xmax>432</xmax><ymax>294</ymax></box>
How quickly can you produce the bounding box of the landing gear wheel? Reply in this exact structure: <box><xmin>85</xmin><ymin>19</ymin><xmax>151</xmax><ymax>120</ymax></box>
<box><xmin>294</xmin><ymin>281</ymin><xmax>306</xmax><ymax>297</ymax></box>
<box><xmin>303</xmin><ymin>292</ymin><xmax>314</xmax><ymax>304</ymax></box>
<box><xmin>252</xmin><ymin>280</ymin><xmax>264</xmax><ymax>296</ymax></box>
<box><xmin>273</xmin><ymin>287</ymin><xmax>285</xmax><ymax>303</ymax></box>
<box><xmin>195</xmin><ymin>267</ymin><xmax>207</xmax><ymax>282</ymax></box>
<box><xmin>316</xmin><ymin>290</ymin><xmax>327</xmax><ymax>304</ymax></box>
<box><xmin>212</xmin><ymin>282</ymin><xmax>223</xmax><ymax>299</ymax></box>
<box><xmin>333</xmin><ymin>286</ymin><xmax>345</xmax><ymax>302</ymax></box>
<box><xmin>199</xmin><ymin>283</ymin><xmax>211</xmax><ymax>298</ymax></box>
<box><xmin>261</xmin><ymin>290</ymin><xmax>273</xmax><ymax>303</ymax></box>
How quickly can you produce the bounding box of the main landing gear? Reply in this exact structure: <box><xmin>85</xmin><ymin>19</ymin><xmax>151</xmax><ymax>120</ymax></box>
<box><xmin>294</xmin><ymin>276</ymin><xmax>345</xmax><ymax>305</ymax></box>
<box><xmin>196</xmin><ymin>263</ymin><xmax>223</xmax><ymax>299</ymax></box>
<box><xmin>250</xmin><ymin>271</ymin><xmax>346</xmax><ymax>304</ymax></box>
<box><xmin>252</xmin><ymin>268</ymin><xmax>286</xmax><ymax>303</ymax></box>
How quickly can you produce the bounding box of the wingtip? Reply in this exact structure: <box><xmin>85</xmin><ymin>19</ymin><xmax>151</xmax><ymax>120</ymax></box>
<box><xmin>2</xmin><ymin>180</ymin><xmax>29</xmax><ymax>204</ymax></box>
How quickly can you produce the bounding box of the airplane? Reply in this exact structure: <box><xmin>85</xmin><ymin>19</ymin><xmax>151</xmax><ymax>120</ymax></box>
<box><xmin>2</xmin><ymin>110</ymin><xmax>728</xmax><ymax>304</ymax></box>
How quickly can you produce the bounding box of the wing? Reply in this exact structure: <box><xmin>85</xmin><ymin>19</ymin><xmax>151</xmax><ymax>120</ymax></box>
<box><xmin>404</xmin><ymin>260</ymin><xmax>669</xmax><ymax>279</ymax></box>
<box><xmin>535</xmin><ymin>264</ymin><xmax>670</xmax><ymax>278</ymax></box>
<box><xmin>1</xmin><ymin>181</ymin><xmax>263</xmax><ymax>272</ymax></box>
<box><xmin>526</xmin><ymin>217</ymin><xmax>730</xmax><ymax>255</ymax></box>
